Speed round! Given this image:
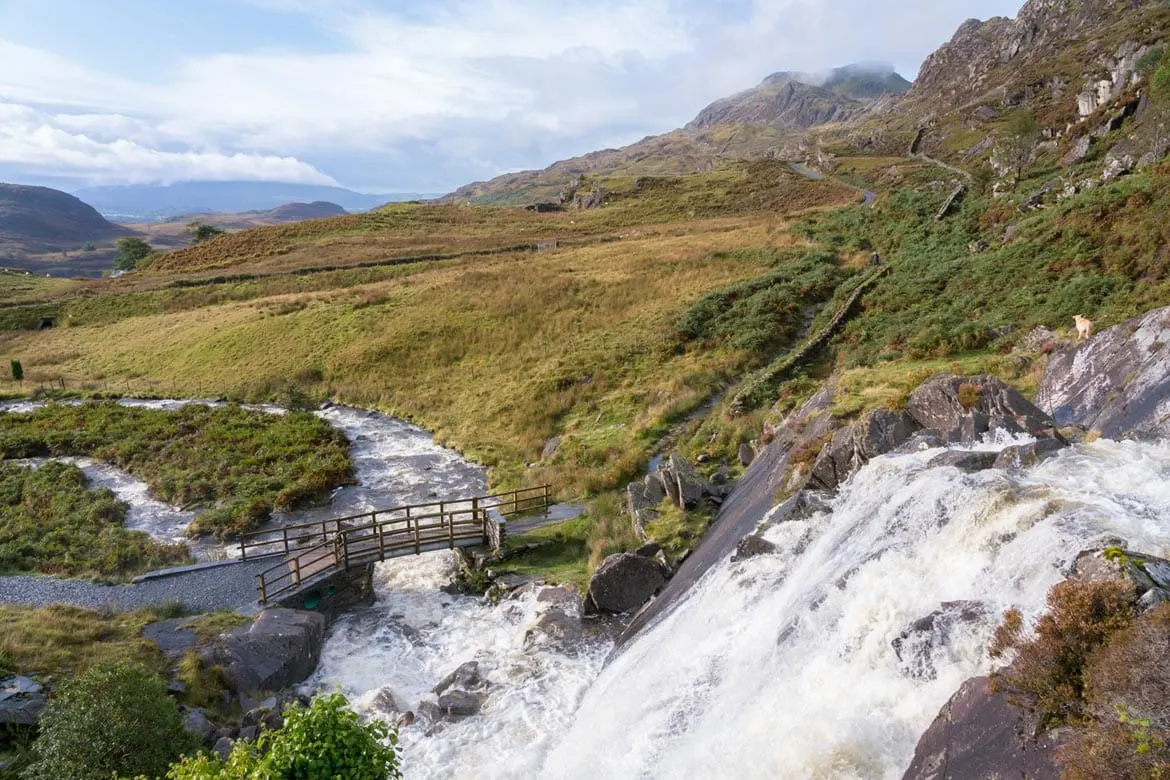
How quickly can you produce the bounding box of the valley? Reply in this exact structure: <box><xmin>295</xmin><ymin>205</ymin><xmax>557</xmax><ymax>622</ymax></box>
<box><xmin>3</xmin><ymin>0</ymin><xmax>1170</xmax><ymax>776</ymax></box>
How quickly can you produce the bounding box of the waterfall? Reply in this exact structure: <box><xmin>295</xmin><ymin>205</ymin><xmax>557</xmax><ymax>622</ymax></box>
<box><xmin>539</xmin><ymin>438</ymin><xmax>1170</xmax><ymax>779</ymax></box>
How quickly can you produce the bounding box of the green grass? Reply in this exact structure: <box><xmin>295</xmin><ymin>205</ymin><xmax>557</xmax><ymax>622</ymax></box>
<box><xmin>0</xmin><ymin>402</ymin><xmax>353</xmax><ymax>539</ymax></box>
<box><xmin>0</xmin><ymin>460</ymin><xmax>190</xmax><ymax>578</ymax></box>
<box><xmin>0</xmin><ymin>604</ymin><xmax>169</xmax><ymax>678</ymax></box>
<box><xmin>644</xmin><ymin>500</ymin><xmax>713</xmax><ymax>564</ymax></box>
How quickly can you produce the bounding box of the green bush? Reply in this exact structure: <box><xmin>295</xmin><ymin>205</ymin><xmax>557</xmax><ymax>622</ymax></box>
<box><xmin>0</xmin><ymin>402</ymin><xmax>353</xmax><ymax>539</ymax></box>
<box><xmin>23</xmin><ymin>661</ymin><xmax>196</xmax><ymax>780</ymax></box>
<box><xmin>167</xmin><ymin>692</ymin><xmax>401</xmax><ymax>780</ymax></box>
<box><xmin>0</xmin><ymin>461</ymin><xmax>189</xmax><ymax>578</ymax></box>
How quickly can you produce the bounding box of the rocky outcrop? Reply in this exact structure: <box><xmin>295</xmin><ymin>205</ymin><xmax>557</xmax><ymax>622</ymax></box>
<box><xmin>200</xmin><ymin>609</ymin><xmax>325</xmax><ymax>694</ymax></box>
<box><xmin>992</xmin><ymin>438</ymin><xmax>1065</xmax><ymax>469</ymax></box>
<box><xmin>1035</xmin><ymin>306</ymin><xmax>1170</xmax><ymax>440</ymax></box>
<box><xmin>902</xmin><ymin>676</ymin><xmax>1065</xmax><ymax>780</ymax></box>
<box><xmin>626</xmin><ymin>453</ymin><xmax>723</xmax><ymax>539</ymax></box>
<box><xmin>926</xmin><ymin>450</ymin><xmax>998</xmax><ymax>472</ymax></box>
<box><xmin>0</xmin><ymin>675</ymin><xmax>46</xmax><ymax>726</ymax></box>
<box><xmin>810</xmin><ymin>410</ymin><xmax>920</xmax><ymax>490</ymax></box>
<box><xmin>1071</xmin><ymin>546</ymin><xmax>1170</xmax><ymax>610</ymax></box>
<box><xmin>906</xmin><ymin>374</ymin><xmax>1059</xmax><ymax>444</ymax></box>
<box><xmin>732</xmin><ymin>534</ymin><xmax>778</xmax><ymax>562</ymax></box>
<box><xmin>585</xmin><ymin>552</ymin><xmax>668</xmax><ymax>615</ymax></box>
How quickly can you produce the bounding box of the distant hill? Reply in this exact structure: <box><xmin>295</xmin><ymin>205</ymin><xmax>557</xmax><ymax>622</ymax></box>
<box><xmin>442</xmin><ymin>62</ymin><xmax>909</xmax><ymax>205</ymax></box>
<box><xmin>72</xmin><ymin>181</ymin><xmax>435</xmax><ymax>220</ymax></box>
<box><xmin>256</xmin><ymin>201</ymin><xmax>348</xmax><ymax>222</ymax></box>
<box><xmin>0</xmin><ymin>183</ymin><xmax>131</xmax><ymax>254</ymax></box>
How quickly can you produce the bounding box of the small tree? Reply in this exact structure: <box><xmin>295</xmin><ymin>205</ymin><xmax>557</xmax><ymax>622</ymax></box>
<box><xmin>167</xmin><ymin>693</ymin><xmax>401</xmax><ymax>779</ymax></box>
<box><xmin>186</xmin><ymin>222</ymin><xmax>226</xmax><ymax>246</ymax></box>
<box><xmin>10</xmin><ymin>359</ymin><xmax>22</xmax><ymax>384</ymax></box>
<box><xmin>113</xmin><ymin>237</ymin><xmax>153</xmax><ymax>272</ymax></box>
<box><xmin>992</xmin><ymin>109</ymin><xmax>1041</xmax><ymax>182</ymax></box>
<box><xmin>24</xmin><ymin>661</ymin><xmax>196</xmax><ymax>780</ymax></box>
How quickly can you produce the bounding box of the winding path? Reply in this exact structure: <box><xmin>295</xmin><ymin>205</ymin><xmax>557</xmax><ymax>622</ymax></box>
<box><xmin>790</xmin><ymin>163</ymin><xmax>877</xmax><ymax>206</ymax></box>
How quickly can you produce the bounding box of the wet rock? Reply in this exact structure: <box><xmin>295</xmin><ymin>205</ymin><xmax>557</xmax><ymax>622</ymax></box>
<box><xmin>732</xmin><ymin>534</ymin><xmax>778</xmax><ymax>562</ymax></box>
<box><xmin>536</xmin><ymin>585</ymin><xmax>579</xmax><ymax>605</ymax></box>
<box><xmin>810</xmin><ymin>410</ymin><xmax>920</xmax><ymax>490</ymax></box>
<box><xmin>895</xmin><ymin>429</ymin><xmax>945</xmax><ymax>454</ymax></box>
<box><xmin>418</xmin><ymin>700</ymin><xmax>443</xmax><ymax>723</ymax></box>
<box><xmin>992</xmin><ymin>438</ymin><xmax>1065</xmax><ymax>469</ymax></box>
<box><xmin>1035</xmin><ymin>306</ymin><xmax>1170</xmax><ymax>440</ymax></box>
<box><xmin>396</xmin><ymin>711</ymin><xmax>415</xmax><ymax>728</ymax></box>
<box><xmin>635</xmin><ymin>542</ymin><xmax>663</xmax><ymax>558</ymax></box>
<box><xmin>0</xmin><ymin>675</ymin><xmax>46</xmax><ymax>726</ymax></box>
<box><xmin>585</xmin><ymin>553</ymin><xmax>667</xmax><ymax>614</ymax></box>
<box><xmin>738</xmin><ymin>443</ymin><xmax>755</xmax><ymax>467</ymax></box>
<box><xmin>892</xmin><ymin>602</ymin><xmax>991</xmax><ymax>681</ymax></box>
<box><xmin>199</xmin><ymin>609</ymin><xmax>325</xmax><ymax>695</ymax></box>
<box><xmin>372</xmin><ymin>687</ymin><xmax>401</xmax><ymax>714</ymax></box>
<box><xmin>433</xmin><ymin>661</ymin><xmax>484</xmax><ymax>696</ymax></box>
<box><xmin>907</xmin><ymin>375</ymin><xmax>1056</xmax><ymax>443</ymax></box>
<box><xmin>902</xmin><ymin>676</ymin><xmax>1065</xmax><ymax>780</ymax></box>
<box><xmin>926</xmin><ymin>451</ymin><xmax>999</xmax><ymax>472</ymax></box>
<box><xmin>437</xmin><ymin>690</ymin><xmax>482</xmax><ymax>718</ymax></box>
<box><xmin>523</xmin><ymin>608</ymin><xmax>584</xmax><ymax>650</ymax></box>
<box><xmin>183</xmin><ymin>707</ymin><xmax>217</xmax><ymax>744</ymax></box>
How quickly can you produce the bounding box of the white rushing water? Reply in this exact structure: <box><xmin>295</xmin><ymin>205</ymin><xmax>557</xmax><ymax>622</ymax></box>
<box><xmin>534</xmin><ymin>437</ymin><xmax>1170</xmax><ymax>779</ymax></box>
<box><xmin>306</xmin><ymin>552</ymin><xmax>611</xmax><ymax>780</ymax></box>
<box><xmin>0</xmin><ymin>400</ymin><xmax>486</xmax><ymax>555</ymax></box>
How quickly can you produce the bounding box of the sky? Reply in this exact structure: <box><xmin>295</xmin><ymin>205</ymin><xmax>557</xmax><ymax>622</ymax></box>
<box><xmin>0</xmin><ymin>0</ymin><xmax>1025</xmax><ymax>194</ymax></box>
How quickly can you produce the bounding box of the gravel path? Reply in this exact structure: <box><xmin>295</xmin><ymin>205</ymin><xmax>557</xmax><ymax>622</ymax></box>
<box><xmin>0</xmin><ymin>560</ymin><xmax>272</xmax><ymax>614</ymax></box>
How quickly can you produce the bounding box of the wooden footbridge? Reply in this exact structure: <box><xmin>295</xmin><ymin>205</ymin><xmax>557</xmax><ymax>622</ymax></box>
<box><xmin>239</xmin><ymin>485</ymin><xmax>551</xmax><ymax>605</ymax></box>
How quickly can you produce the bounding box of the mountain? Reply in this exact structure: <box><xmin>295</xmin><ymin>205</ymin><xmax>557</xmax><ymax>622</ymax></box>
<box><xmin>72</xmin><ymin>181</ymin><xmax>434</xmax><ymax>220</ymax></box>
<box><xmin>443</xmin><ymin>63</ymin><xmax>909</xmax><ymax>205</ymax></box>
<box><xmin>0</xmin><ymin>183</ymin><xmax>131</xmax><ymax>254</ymax></box>
<box><xmin>688</xmin><ymin>64</ymin><xmax>910</xmax><ymax>131</ymax></box>
<box><xmin>255</xmin><ymin>201</ymin><xmax>348</xmax><ymax>222</ymax></box>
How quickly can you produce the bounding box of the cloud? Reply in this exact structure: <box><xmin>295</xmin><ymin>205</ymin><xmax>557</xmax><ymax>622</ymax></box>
<box><xmin>0</xmin><ymin>0</ymin><xmax>1026</xmax><ymax>190</ymax></box>
<box><xmin>0</xmin><ymin>103</ymin><xmax>337</xmax><ymax>186</ymax></box>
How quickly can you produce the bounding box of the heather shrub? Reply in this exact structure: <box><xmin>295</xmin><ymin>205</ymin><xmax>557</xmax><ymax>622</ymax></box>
<box><xmin>989</xmin><ymin>579</ymin><xmax>1137</xmax><ymax>725</ymax></box>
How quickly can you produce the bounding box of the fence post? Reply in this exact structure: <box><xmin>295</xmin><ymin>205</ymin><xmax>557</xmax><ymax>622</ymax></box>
<box><xmin>472</xmin><ymin>497</ymin><xmax>480</xmax><ymax>534</ymax></box>
<box><xmin>291</xmin><ymin>556</ymin><xmax>301</xmax><ymax>587</ymax></box>
<box><xmin>377</xmin><ymin>522</ymin><xmax>385</xmax><ymax>562</ymax></box>
<box><xmin>257</xmin><ymin>574</ymin><xmax>267</xmax><ymax>605</ymax></box>
<box><xmin>282</xmin><ymin>527</ymin><xmax>290</xmax><ymax>556</ymax></box>
<box><xmin>544</xmin><ymin>484</ymin><xmax>551</xmax><ymax>516</ymax></box>
<box><xmin>413</xmin><ymin>513</ymin><xmax>420</xmax><ymax>555</ymax></box>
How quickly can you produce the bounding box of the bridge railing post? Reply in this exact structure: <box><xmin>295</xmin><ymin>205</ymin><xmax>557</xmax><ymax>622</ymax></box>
<box><xmin>282</xmin><ymin>527</ymin><xmax>290</xmax><ymax>556</ymax></box>
<box><xmin>544</xmin><ymin>484</ymin><xmax>551</xmax><ymax>515</ymax></box>
<box><xmin>291</xmin><ymin>556</ymin><xmax>301</xmax><ymax>587</ymax></box>
<box><xmin>257</xmin><ymin>574</ymin><xmax>267</xmax><ymax>605</ymax></box>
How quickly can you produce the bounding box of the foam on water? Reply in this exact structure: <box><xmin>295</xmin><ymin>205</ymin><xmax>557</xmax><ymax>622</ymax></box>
<box><xmin>306</xmin><ymin>551</ymin><xmax>610</xmax><ymax>780</ymax></box>
<box><xmin>538</xmin><ymin>438</ymin><xmax>1170</xmax><ymax>779</ymax></box>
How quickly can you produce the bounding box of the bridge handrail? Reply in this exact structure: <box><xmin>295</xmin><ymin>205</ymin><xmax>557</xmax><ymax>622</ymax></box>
<box><xmin>253</xmin><ymin>485</ymin><xmax>550</xmax><ymax>603</ymax></box>
<box><xmin>239</xmin><ymin>485</ymin><xmax>551</xmax><ymax>561</ymax></box>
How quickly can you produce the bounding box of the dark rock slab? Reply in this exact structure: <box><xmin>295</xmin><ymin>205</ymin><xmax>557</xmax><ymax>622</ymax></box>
<box><xmin>200</xmin><ymin>609</ymin><xmax>325</xmax><ymax>695</ymax></box>
<box><xmin>437</xmin><ymin>690</ymin><xmax>482</xmax><ymax>718</ymax></box>
<box><xmin>810</xmin><ymin>409</ymin><xmax>920</xmax><ymax>490</ymax></box>
<box><xmin>143</xmin><ymin>618</ymin><xmax>201</xmax><ymax>659</ymax></box>
<box><xmin>669</xmin><ymin>453</ymin><xmax>706</xmax><ymax>509</ymax></box>
<box><xmin>992</xmin><ymin>438</ymin><xmax>1066</xmax><ymax>469</ymax></box>
<box><xmin>1035</xmin><ymin>306</ymin><xmax>1170</xmax><ymax>439</ymax></box>
<box><xmin>433</xmin><ymin>661</ymin><xmax>484</xmax><ymax>696</ymax></box>
<box><xmin>902</xmin><ymin>676</ymin><xmax>1064</xmax><ymax>780</ymax></box>
<box><xmin>523</xmin><ymin>608</ymin><xmax>584</xmax><ymax>650</ymax></box>
<box><xmin>626</xmin><ymin>477</ymin><xmax>664</xmax><ymax>540</ymax></box>
<box><xmin>585</xmin><ymin>552</ymin><xmax>667</xmax><ymax>615</ymax></box>
<box><xmin>926</xmin><ymin>451</ymin><xmax>999</xmax><ymax>472</ymax></box>
<box><xmin>182</xmin><ymin>707</ymin><xmax>217</xmax><ymax>744</ymax></box>
<box><xmin>732</xmin><ymin>534</ymin><xmax>778</xmax><ymax>562</ymax></box>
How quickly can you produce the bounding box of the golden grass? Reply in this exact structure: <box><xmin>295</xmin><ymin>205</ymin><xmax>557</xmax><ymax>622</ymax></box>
<box><xmin>0</xmin><ymin>604</ymin><xmax>167</xmax><ymax>678</ymax></box>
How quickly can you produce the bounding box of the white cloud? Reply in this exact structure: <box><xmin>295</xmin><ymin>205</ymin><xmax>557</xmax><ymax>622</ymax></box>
<box><xmin>0</xmin><ymin>103</ymin><xmax>336</xmax><ymax>186</ymax></box>
<box><xmin>0</xmin><ymin>0</ymin><xmax>1026</xmax><ymax>189</ymax></box>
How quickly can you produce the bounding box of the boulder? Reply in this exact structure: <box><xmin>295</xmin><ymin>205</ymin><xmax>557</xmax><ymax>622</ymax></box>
<box><xmin>1060</xmin><ymin>135</ymin><xmax>1091</xmax><ymax>166</ymax></box>
<box><xmin>895</xmin><ymin>429</ymin><xmax>946</xmax><ymax>454</ymax></box>
<box><xmin>200</xmin><ymin>609</ymin><xmax>326</xmax><ymax>695</ymax></box>
<box><xmin>541</xmin><ymin>436</ymin><xmax>561</xmax><ymax>459</ymax></box>
<box><xmin>926</xmin><ymin>451</ymin><xmax>999</xmax><ymax>472</ymax></box>
<box><xmin>627</xmin><ymin>475</ymin><xmax>665</xmax><ymax>540</ymax></box>
<box><xmin>634</xmin><ymin>541</ymin><xmax>663</xmax><ymax>559</ymax></box>
<box><xmin>523</xmin><ymin>608</ymin><xmax>584</xmax><ymax>650</ymax></box>
<box><xmin>902</xmin><ymin>676</ymin><xmax>1065</xmax><ymax>780</ymax></box>
<box><xmin>732</xmin><ymin>534</ymin><xmax>778</xmax><ymax>562</ymax></box>
<box><xmin>585</xmin><ymin>553</ymin><xmax>667</xmax><ymax>614</ymax></box>
<box><xmin>668</xmin><ymin>454</ymin><xmax>706</xmax><ymax>509</ymax></box>
<box><xmin>182</xmin><ymin>707</ymin><xmax>217</xmax><ymax>744</ymax></box>
<box><xmin>907</xmin><ymin>375</ymin><xmax>1057</xmax><ymax>443</ymax></box>
<box><xmin>1035</xmin><ymin>306</ymin><xmax>1170</xmax><ymax>440</ymax></box>
<box><xmin>1070</xmin><ymin>547</ymin><xmax>1170</xmax><ymax>607</ymax></box>
<box><xmin>809</xmin><ymin>410</ymin><xmax>920</xmax><ymax>490</ymax></box>
<box><xmin>372</xmin><ymin>687</ymin><xmax>401</xmax><ymax>714</ymax></box>
<box><xmin>738</xmin><ymin>443</ymin><xmax>755</xmax><ymax>467</ymax></box>
<box><xmin>0</xmin><ymin>675</ymin><xmax>46</xmax><ymax>726</ymax></box>
<box><xmin>1017</xmin><ymin>326</ymin><xmax>1057</xmax><ymax>353</ymax></box>
<box><xmin>433</xmin><ymin>661</ymin><xmax>484</xmax><ymax>696</ymax></box>
<box><xmin>536</xmin><ymin>585</ymin><xmax>579</xmax><ymax>605</ymax></box>
<box><xmin>213</xmin><ymin>736</ymin><xmax>234</xmax><ymax>761</ymax></box>
<box><xmin>892</xmin><ymin>601</ymin><xmax>990</xmax><ymax>681</ymax></box>
<box><xmin>992</xmin><ymin>438</ymin><xmax>1066</xmax><ymax>469</ymax></box>
<box><xmin>437</xmin><ymin>690</ymin><xmax>482</xmax><ymax>718</ymax></box>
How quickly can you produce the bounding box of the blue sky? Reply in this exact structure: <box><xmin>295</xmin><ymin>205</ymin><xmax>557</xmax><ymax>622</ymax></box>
<box><xmin>0</xmin><ymin>0</ymin><xmax>1024</xmax><ymax>193</ymax></box>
